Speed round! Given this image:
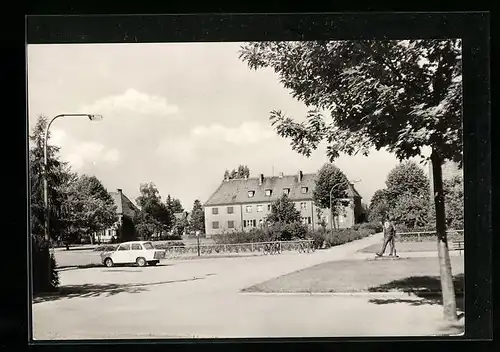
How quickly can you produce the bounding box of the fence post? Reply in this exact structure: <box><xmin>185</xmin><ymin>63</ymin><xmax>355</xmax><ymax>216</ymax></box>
<box><xmin>251</xmin><ymin>243</ymin><xmax>254</xmax><ymax>252</ymax></box>
<box><xmin>224</xmin><ymin>244</ymin><xmax>227</xmax><ymax>252</ymax></box>
<box><xmin>417</xmin><ymin>233</ymin><xmax>420</xmax><ymax>242</ymax></box>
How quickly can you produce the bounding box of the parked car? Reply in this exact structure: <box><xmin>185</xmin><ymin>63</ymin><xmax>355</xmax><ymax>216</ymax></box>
<box><xmin>100</xmin><ymin>241</ymin><xmax>165</xmax><ymax>267</ymax></box>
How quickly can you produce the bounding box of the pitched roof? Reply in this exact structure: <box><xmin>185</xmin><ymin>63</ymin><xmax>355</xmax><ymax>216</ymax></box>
<box><xmin>109</xmin><ymin>190</ymin><xmax>139</xmax><ymax>219</ymax></box>
<box><xmin>204</xmin><ymin>173</ymin><xmax>361</xmax><ymax>206</ymax></box>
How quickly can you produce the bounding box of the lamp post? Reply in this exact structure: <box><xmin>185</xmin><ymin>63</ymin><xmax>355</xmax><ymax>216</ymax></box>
<box><xmin>329</xmin><ymin>178</ymin><xmax>361</xmax><ymax>235</ymax></box>
<box><xmin>43</xmin><ymin>113</ymin><xmax>103</xmax><ymax>284</ymax></box>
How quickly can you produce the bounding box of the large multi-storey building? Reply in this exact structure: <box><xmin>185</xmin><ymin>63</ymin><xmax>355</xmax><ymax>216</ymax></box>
<box><xmin>203</xmin><ymin>171</ymin><xmax>363</xmax><ymax>237</ymax></box>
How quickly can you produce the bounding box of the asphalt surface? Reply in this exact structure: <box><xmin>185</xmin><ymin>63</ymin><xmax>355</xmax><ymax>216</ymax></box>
<box><xmin>33</xmin><ymin>233</ymin><xmax>464</xmax><ymax>340</ymax></box>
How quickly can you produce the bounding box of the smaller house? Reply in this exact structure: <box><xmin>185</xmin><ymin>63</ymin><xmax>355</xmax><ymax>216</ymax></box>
<box><xmin>96</xmin><ymin>189</ymin><xmax>140</xmax><ymax>243</ymax></box>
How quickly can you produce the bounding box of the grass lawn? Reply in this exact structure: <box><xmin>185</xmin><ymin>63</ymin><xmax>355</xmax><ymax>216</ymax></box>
<box><xmin>242</xmin><ymin>256</ymin><xmax>464</xmax><ymax>295</ymax></box>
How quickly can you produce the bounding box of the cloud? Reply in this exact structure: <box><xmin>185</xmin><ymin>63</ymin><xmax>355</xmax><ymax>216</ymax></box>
<box><xmin>78</xmin><ymin>88</ymin><xmax>179</xmax><ymax>117</ymax></box>
<box><xmin>49</xmin><ymin>128</ymin><xmax>120</xmax><ymax>170</ymax></box>
<box><xmin>191</xmin><ymin>121</ymin><xmax>275</xmax><ymax>145</ymax></box>
<box><xmin>156</xmin><ymin>121</ymin><xmax>275</xmax><ymax>163</ymax></box>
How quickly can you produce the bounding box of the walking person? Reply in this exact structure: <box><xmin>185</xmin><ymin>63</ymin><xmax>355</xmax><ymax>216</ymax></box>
<box><xmin>376</xmin><ymin>216</ymin><xmax>398</xmax><ymax>258</ymax></box>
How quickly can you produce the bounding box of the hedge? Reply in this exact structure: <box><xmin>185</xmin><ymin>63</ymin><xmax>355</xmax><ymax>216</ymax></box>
<box><xmin>31</xmin><ymin>235</ymin><xmax>59</xmax><ymax>294</ymax></box>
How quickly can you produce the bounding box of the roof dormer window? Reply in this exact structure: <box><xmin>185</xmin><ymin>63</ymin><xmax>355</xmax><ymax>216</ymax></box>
<box><xmin>265</xmin><ymin>189</ymin><xmax>272</xmax><ymax>196</ymax></box>
<box><xmin>283</xmin><ymin>188</ymin><xmax>290</xmax><ymax>195</ymax></box>
<box><xmin>248</xmin><ymin>190</ymin><xmax>255</xmax><ymax>198</ymax></box>
<box><xmin>301</xmin><ymin>187</ymin><xmax>308</xmax><ymax>194</ymax></box>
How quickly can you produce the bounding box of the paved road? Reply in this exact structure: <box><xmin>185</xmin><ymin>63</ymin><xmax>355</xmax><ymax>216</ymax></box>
<box><xmin>33</xmin><ymin>233</ymin><xmax>463</xmax><ymax>339</ymax></box>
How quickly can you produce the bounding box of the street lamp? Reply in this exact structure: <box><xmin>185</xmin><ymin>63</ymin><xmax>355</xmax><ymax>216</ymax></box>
<box><xmin>43</xmin><ymin>114</ymin><xmax>103</xmax><ymax>283</ymax></box>
<box><xmin>329</xmin><ymin>178</ymin><xmax>361</xmax><ymax>234</ymax></box>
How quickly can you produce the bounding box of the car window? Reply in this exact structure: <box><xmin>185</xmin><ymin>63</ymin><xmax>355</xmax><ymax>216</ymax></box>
<box><xmin>131</xmin><ymin>243</ymin><xmax>142</xmax><ymax>250</ymax></box>
<box><xmin>118</xmin><ymin>244</ymin><xmax>130</xmax><ymax>251</ymax></box>
<box><xmin>143</xmin><ymin>242</ymin><xmax>154</xmax><ymax>250</ymax></box>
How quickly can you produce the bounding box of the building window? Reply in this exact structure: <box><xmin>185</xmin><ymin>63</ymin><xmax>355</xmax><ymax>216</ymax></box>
<box><xmin>257</xmin><ymin>205</ymin><xmax>263</xmax><ymax>212</ymax></box>
<box><xmin>267</xmin><ymin>204</ymin><xmax>272</xmax><ymax>211</ymax></box>
<box><xmin>212</xmin><ymin>221</ymin><xmax>219</xmax><ymax>229</ymax></box>
<box><xmin>244</xmin><ymin>220</ymin><xmax>257</xmax><ymax>228</ymax></box>
<box><xmin>227</xmin><ymin>206</ymin><xmax>234</xmax><ymax>214</ymax></box>
<box><xmin>265</xmin><ymin>189</ymin><xmax>272</xmax><ymax>196</ymax></box>
<box><xmin>228</xmin><ymin>221</ymin><xmax>235</xmax><ymax>229</ymax></box>
<box><xmin>248</xmin><ymin>190</ymin><xmax>255</xmax><ymax>198</ymax></box>
<box><xmin>300</xmin><ymin>202</ymin><xmax>307</xmax><ymax>210</ymax></box>
<box><xmin>246</xmin><ymin>205</ymin><xmax>252</xmax><ymax>213</ymax></box>
<box><xmin>301</xmin><ymin>217</ymin><xmax>312</xmax><ymax>225</ymax></box>
<box><xmin>301</xmin><ymin>187</ymin><xmax>308</xmax><ymax>194</ymax></box>
<box><xmin>212</xmin><ymin>207</ymin><xmax>219</xmax><ymax>215</ymax></box>
<box><xmin>283</xmin><ymin>188</ymin><xmax>290</xmax><ymax>195</ymax></box>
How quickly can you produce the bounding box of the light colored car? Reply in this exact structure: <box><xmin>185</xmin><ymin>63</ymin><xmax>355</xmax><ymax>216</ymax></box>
<box><xmin>100</xmin><ymin>241</ymin><xmax>165</xmax><ymax>267</ymax></box>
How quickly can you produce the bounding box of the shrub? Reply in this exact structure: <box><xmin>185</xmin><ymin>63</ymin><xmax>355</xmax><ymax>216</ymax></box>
<box><xmin>212</xmin><ymin>229</ymin><xmax>270</xmax><ymax>244</ymax></box>
<box><xmin>31</xmin><ymin>235</ymin><xmax>59</xmax><ymax>294</ymax></box>
<box><xmin>310</xmin><ymin>229</ymin><xmax>327</xmax><ymax>249</ymax></box>
<box><xmin>265</xmin><ymin>221</ymin><xmax>308</xmax><ymax>241</ymax></box>
<box><xmin>309</xmin><ymin>228</ymin><xmax>373</xmax><ymax>249</ymax></box>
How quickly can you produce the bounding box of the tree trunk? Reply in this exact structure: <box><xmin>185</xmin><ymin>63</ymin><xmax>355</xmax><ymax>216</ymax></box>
<box><xmin>431</xmin><ymin>150</ymin><xmax>458</xmax><ymax>322</ymax></box>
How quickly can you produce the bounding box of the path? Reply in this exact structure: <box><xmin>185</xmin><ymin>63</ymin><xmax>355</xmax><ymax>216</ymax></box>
<box><xmin>33</xmin><ymin>233</ymin><xmax>461</xmax><ymax>339</ymax></box>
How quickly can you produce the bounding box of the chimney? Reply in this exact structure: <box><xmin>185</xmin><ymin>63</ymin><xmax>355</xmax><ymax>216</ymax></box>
<box><xmin>117</xmin><ymin>188</ymin><xmax>122</xmax><ymax>194</ymax></box>
<box><xmin>278</xmin><ymin>172</ymin><xmax>284</xmax><ymax>178</ymax></box>
<box><xmin>298</xmin><ymin>170</ymin><xmax>303</xmax><ymax>183</ymax></box>
<box><xmin>259</xmin><ymin>174</ymin><xmax>264</xmax><ymax>186</ymax></box>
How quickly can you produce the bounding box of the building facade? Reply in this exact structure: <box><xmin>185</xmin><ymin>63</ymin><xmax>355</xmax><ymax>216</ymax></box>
<box><xmin>203</xmin><ymin>171</ymin><xmax>363</xmax><ymax>237</ymax></box>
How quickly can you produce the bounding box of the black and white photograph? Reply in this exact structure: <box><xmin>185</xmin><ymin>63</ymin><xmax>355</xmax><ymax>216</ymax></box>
<box><xmin>26</xmin><ymin>15</ymin><xmax>483</xmax><ymax>340</ymax></box>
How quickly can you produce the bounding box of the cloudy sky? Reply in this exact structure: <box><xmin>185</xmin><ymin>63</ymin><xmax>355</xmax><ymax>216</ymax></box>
<box><xmin>27</xmin><ymin>42</ymin><xmax>429</xmax><ymax>210</ymax></box>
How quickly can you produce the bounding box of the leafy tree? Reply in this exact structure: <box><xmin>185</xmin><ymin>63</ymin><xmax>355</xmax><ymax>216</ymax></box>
<box><xmin>385</xmin><ymin>161</ymin><xmax>430</xmax><ymax>208</ymax></box>
<box><xmin>165</xmin><ymin>194</ymin><xmax>184</xmax><ymax>213</ymax></box>
<box><xmin>240</xmin><ymin>39</ymin><xmax>462</xmax><ymax>321</ymax></box>
<box><xmin>312</xmin><ymin>163</ymin><xmax>350</xmax><ymax>230</ymax></box>
<box><xmin>189</xmin><ymin>199</ymin><xmax>206</xmax><ymax>234</ymax></box>
<box><xmin>433</xmin><ymin>175</ymin><xmax>464</xmax><ymax>229</ymax></box>
<box><xmin>135</xmin><ymin>183</ymin><xmax>172</xmax><ymax>240</ymax></box>
<box><xmin>368</xmin><ymin>189</ymin><xmax>389</xmax><ymax>223</ymax></box>
<box><xmin>224</xmin><ymin>165</ymin><xmax>250</xmax><ymax>179</ymax></box>
<box><xmin>384</xmin><ymin>161</ymin><xmax>431</xmax><ymax>227</ymax></box>
<box><xmin>29</xmin><ymin>115</ymin><xmax>72</xmax><ymax>243</ymax></box>
<box><xmin>173</xmin><ymin>215</ymin><xmax>190</xmax><ymax>237</ymax></box>
<box><xmin>61</xmin><ymin>175</ymin><xmax>117</xmax><ymax>245</ymax></box>
<box><xmin>267</xmin><ymin>194</ymin><xmax>302</xmax><ymax>224</ymax></box>
<box><xmin>29</xmin><ymin>115</ymin><xmax>70</xmax><ymax>291</ymax></box>
<box><xmin>391</xmin><ymin>194</ymin><xmax>430</xmax><ymax>228</ymax></box>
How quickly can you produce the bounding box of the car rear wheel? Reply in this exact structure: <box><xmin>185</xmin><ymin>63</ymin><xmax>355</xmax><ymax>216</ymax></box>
<box><xmin>136</xmin><ymin>257</ymin><xmax>146</xmax><ymax>267</ymax></box>
<box><xmin>104</xmin><ymin>258</ymin><xmax>114</xmax><ymax>267</ymax></box>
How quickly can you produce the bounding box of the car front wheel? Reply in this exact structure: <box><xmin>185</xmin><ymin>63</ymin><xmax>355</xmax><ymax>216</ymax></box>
<box><xmin>136</xmin><ymin>257</ymin><xmax>146</xmax><ymax>267</ymax></box>
<box><xmin>104</xmin><ymin>258</ymin><xmax>114</xmax><ymax>267</ymax></box>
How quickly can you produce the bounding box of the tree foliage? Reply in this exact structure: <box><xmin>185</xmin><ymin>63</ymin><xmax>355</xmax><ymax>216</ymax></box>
<box><xmin>29</xmin><ymin>115</ymin><xmax>73</xmax><ymax>240</ymax></box>
<box><xmin>385</xmin><ymin>161</ymin><xmax>430</xmax><ymax>207</ymax></box>
<box><xmin>267</xmin><ymin>194</ymin><xmax>302</xmax><ymax>224</ymax></box>
<box><xmin>384</xmin><ymin>161</ymin><xmax>431</xmax><ymax>227</ymax></box>
<box><xmin>61</xmin><ymin>175</ymin><xmax>117</xmax><ymax>243</ymax></box>
<box><xmin>189</xmin><ymin>199</ymin><xmax>206</xmax><ymax>234</ymax></box>
<box><xmin>443</xmin><ymin>175</ymin><xmax>464</xmax><ymax>229</ymax></box>
<box><xmin>165</xmin><ymin>194</ymin><xmax>184</xmax><ymax>213</ymax></box>
<box><xmin>135</xmin><ymin>183</ymin><xmax>172</xmax><ymax>240</ymax></box>
<box><xmin>368</xmin><ymin>189</ymin><xmax>389</xmax><ymax>223</ymax></box>
<box><xmin>313</xmin><ymin>163</ymin><xmax>350</xmax><ymax>218</ymax></box>
<box><xmin>224</xmin><ymin>165</ymin><xmax>250</xmax><ymax>179</ymax></box>
<box><xmin>239</xmin><ymin>40</ymin><xmax>462</xmax><ymax>165</ymax></box>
